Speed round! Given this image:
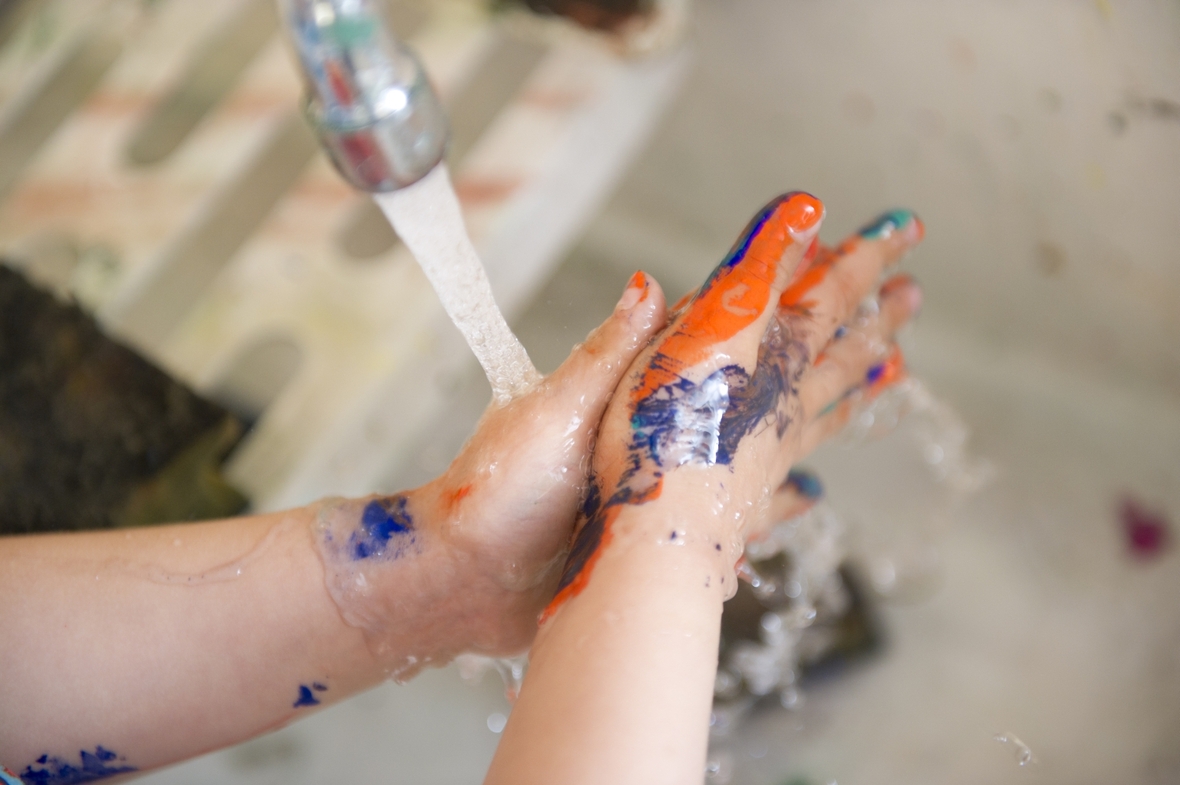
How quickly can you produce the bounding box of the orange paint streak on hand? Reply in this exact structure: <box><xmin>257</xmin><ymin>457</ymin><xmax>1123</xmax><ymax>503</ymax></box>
<box><xmin>632</xmin><ymin>193</ymin><xmax>823</xmax><ymax>404</ymax></box>
<box><xmin>538</xmin><ymin>506</ymin><xmax>623</xmax><ymax>625</ymax></box>
<box><xmin>778</xmin><ymin>237</ymin><xmax>860</xmax><ymax>310</ymax></box>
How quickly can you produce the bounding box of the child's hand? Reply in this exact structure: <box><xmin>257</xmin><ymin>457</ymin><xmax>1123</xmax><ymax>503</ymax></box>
<box><xmin>544</xmin><ymin>197</ymin><xmax>924</xmax><ymax>618</ymax></box>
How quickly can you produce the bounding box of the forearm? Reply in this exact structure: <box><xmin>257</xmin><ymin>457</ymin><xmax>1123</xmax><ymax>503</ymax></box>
<box><xmin>486</xmin><ymin>474</ymin><xmax>735</xmax><ymax>785</ymax></box>
<box><xmin>0</xmin><ymin>489</ymin><xmax>470</xmax><ymax>778</ymax></box>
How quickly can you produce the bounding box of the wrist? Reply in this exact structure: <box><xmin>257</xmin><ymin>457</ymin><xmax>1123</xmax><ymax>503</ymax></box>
<box><xmin>309</xmin><ymin>491</ymin><xmax>479</xmax><ymax>679</ymax></box>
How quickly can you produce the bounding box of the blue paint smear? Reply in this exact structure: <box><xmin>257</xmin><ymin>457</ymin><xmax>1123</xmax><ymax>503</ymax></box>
<box><xmin>785</xmin><ymin>468</ymin><xmax>824</xmax><ymax>500</ymax></box>
<box><xmin>865</xmin><ymin>362</ymin><xmax>887</xmax><ymax>385</ymax></box>
<box><xmin>715</xmin><ymin>323</ymin><xmax>809</xmax><ymax>465</ymax></box>
<box><xmin>833</xmin><ymin>325</ymin><xmax>848</xmax><ymax>340</ymax></box>
<box><xmin>293</xmin><ymin>684</ymin><xmax>322</xmax><ymax>708</ymax></box>
<box><xmin>555</xmin><ymin>482</ymin><xmax>606</xmax><ymax>594</ymax></box>
<box><xmin>349</xmin><ymin>495</ymin><xmax>414</xmax><ymax>560</ymax></box>
<box><xmin>21</xmin><ymin>747</ymin><xmax>136</xmax><ymax>785</ymax></box>
<box><xmin>857</xmin><ymin>209</ymin><xmax>915</xmax><ymax>240</ymax></box>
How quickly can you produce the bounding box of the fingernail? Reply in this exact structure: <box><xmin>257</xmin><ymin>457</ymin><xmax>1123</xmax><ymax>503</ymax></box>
<box><xmin>784</xmin><ymin>468</ymin><xmax>824</xmax><ymax>500</ymax></box>
<box><xmin>615</xmin><ymin>270</ymin><xmax>648</xmax><ymax>313</ymax></box>
<box><xmin>857</xmin><ymin>209</ymin><xmax>920</xmax><ymax>242</ymax></box>
<box><xmin>778</xmin><ymin>191</ymin><xmax>825</xmax><ymax>237</ymax></box>
<box><xmin>880</xmin><ymin>274</ymin><xmax>923</xmax><ymax>314</ymax></box>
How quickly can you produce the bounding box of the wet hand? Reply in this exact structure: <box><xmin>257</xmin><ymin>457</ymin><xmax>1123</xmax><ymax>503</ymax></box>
<box><xmin>544</xmin><ymin>196</ymin><xmax>924</xmax><ymax>618</ymax></box>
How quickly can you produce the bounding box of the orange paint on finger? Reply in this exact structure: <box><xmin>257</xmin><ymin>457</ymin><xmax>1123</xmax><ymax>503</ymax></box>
<box><xmin>627</xmin><ymin>270</ymin><xmax>650</xmax><ymax>301</ymax></box>
<box><xmin>440</xmin><ymin>484</ymin><xmax>473</xmax><ymax>513</ymax></box>
<box><xmin>865</xmin><ymin>345</ymin><xmax>907</xmax><ymax>395</ymax></box>
<box><xmin>632</xmin><ymin>192</ymin><xmax>824</xmax><ymax>404</ymax></box>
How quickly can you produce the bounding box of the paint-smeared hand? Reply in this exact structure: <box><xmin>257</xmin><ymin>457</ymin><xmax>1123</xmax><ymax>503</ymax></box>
<box><xmin>543</xmin><ymin>196</ymin><xmax>925</xmax><ymax>619</ymax></box>
<box><xmin>419</xmin><ymin>277</ymin><xmax>669</xmax><ymax>655</ymax></box>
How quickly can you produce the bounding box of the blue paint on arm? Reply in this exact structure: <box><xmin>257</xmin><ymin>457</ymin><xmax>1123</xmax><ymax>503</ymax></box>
<box><xmin>20</xmin><ymin>747</ymin><xmax>136</xmax><ymax>784</ymax></box>
<box><xmin>348</xmin><ymin>495</ymin><xmax>414</xmax><ymax>560</ymax></box>
<box><xmin>293</xmin><ymin>684</ymin><xmax>322</xmax><ymax>708</ymax></box>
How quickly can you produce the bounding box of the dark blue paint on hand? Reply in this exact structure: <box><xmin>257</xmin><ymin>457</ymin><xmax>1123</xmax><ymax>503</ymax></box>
<box><xmin>21</xmin><ymin>747</ymin><xmax>136</xmax><ymax>785</ymax></box>
<box><xmin>294</xmin><ymin>684</ymin><xmax>323</xmax><ymax>708</ymax></box>
<box><xmin>785</xmin><ymin>468</ymin><xmax>824</xmax><ymax>500</ymax></box>
<box><xmin>349</xmin><ymin>494</ymin><xmax>414</xmax><ymax>560</ymax></box>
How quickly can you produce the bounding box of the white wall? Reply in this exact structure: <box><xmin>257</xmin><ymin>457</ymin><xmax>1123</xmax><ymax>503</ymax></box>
<box><xmin>589</xmin><ymin>0</ymin><xmax>1180</xmax><ymax>396</ymax></box>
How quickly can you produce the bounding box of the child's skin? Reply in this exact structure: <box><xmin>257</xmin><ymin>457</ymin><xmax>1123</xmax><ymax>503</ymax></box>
<box><xmin>0</xmin><ymin>197</ymin><xmax>921</xmax><ymax>784</ymax></box>
<box><xmin>0</xmin><ymin>283</ymin><xmax>666</xmax><ymax>779</ymax></box>
<box><xmin>486</xmin><ymin>197</ymin><xmax>923</xmax><ymax>785</ymax></box>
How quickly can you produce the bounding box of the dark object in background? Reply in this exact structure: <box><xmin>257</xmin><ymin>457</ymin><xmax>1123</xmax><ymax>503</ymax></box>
<box><xmin>720</xmin><ymin>564</ymin><xmax>883</xmax><ymax>688</ymax></box>
<box><xmin>0</xmin><ymin>265</ymin><xmax>247</xmax><ymax>534</ymax></box>
<box><xmin>497</xmin><ymin>0</ymin><xmax>653</xmax><ymax>32</ymax></box>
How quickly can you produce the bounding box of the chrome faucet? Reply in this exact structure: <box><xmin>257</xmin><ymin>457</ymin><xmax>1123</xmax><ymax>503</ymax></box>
<box><xmin>277</xmin><ymin>0</ymin><xmax>449</xmax><ymax>191</ymax></box>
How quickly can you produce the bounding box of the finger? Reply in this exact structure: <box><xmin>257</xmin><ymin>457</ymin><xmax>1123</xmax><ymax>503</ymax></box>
<box><xmin>632</xmin><ymin>192</ymin><xmax>824</xmax><ymax>402</ymax></box>
<box><xmin>545</xmin><ymin>270</ymin><xmax>668</xmax><ymax>407</ymax></box>
<box><xmin>739</xmin><ymin>468</ymin><xmax>824</xmax><ymax>575</ymax></box>
<box><xmin>797</xmin><ymin>274</ymin><xmax>921</xmax><ymax>421</ymax></box>
<box><xmin>770</xmin><ymin>467</ymin><xmax>825</xmax><ymax>521</ymax></box>
<box><xmin>794</xmin><ymin>345</ymin><xmax>908</xmax><ymax>458</ymax></box>
<box><xmin>778</xmin><ymin>209</ymin><xmax>923</xmax><ymax>362</ymax></box>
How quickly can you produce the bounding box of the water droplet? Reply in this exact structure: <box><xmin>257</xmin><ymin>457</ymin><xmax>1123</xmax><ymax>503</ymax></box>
<box><xmin>994</xmin><ymin>732</ymin><xmax>1037</xmax><ymax>767</ymax></box>
<box><xmin>487</xmin><ymin>712</ymin><xmax>508</xmax><ymax>733</ymax></box>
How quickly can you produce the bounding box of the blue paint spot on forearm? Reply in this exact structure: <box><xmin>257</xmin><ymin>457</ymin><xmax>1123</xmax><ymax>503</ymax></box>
<box><xmin>20</xmin><ymin>747</ymin><xmax>136</xmax><ymax>784</ymax></box>
<box><xmin>349</xmin><ymin>494</ymin><xmax>414</xmax><ymax>560</ymax></box>
<box><xmin>294</xmin><ymin>682</ymin><xmax>327</xmax><ymax>708</ymax></box>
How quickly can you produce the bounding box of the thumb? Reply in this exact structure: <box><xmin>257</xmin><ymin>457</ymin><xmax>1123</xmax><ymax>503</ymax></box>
<box><xmin>544</xmin><ymin>270</ymin><xmax>667</xmax><ymax>411</ymax></box>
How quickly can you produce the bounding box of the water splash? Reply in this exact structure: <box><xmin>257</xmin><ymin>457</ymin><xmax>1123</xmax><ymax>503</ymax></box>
<box><xmin>375</xmin><ymin>164</ymin><xmax>541</xmax><ymax>404</ymax></box>
<box><xmin>994</xmin><ymin>731</ymin><xmax>1037</xmax><ymax>767</ymax></box>
<box><xmin>456</xmin><ymin>652</ymin><xmax>529</xmax><ymax>703</ymax></box>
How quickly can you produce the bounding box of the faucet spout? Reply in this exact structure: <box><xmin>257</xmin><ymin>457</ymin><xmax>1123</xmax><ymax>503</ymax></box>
<box><xmin>278</xmin><ymin>0</ymin><xmax>449</xmax><ymax>191</ymax></box>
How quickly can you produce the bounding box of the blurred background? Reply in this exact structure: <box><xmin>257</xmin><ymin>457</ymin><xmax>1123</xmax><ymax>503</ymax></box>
<box><xmin>0</xmin><ymin>0</ymin><xmax>1177</xmax><ymax>783</ymax></box>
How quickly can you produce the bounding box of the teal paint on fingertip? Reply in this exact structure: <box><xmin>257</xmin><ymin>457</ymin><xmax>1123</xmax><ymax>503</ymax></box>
<box><xmin>857</xmin><ymin>209</ymin><xmax>916</xmax><ymax>240</ymax></box>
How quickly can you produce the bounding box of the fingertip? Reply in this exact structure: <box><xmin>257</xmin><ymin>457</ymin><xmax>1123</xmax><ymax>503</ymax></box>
<box><xmin>618</xmin><ymin>270</ymin><xmax>667</xmax><ymax>340</ymax></box>
<box><xmin>879</xmin><ymin>273</ymin><xmax>923</xmax><ymax>316</ymax></box>
<box><xmin>779</xmin><ymin>191</ymin><xmax>825</xmax><ymax>240</ymax></box>
<box><xmin>783</xmin><ymin>467</ymin><xmax>824</xmax><ymax>500</ymax></box>
<box><xmin>549</xmin><ymin>271</ymin><xmax>667</xmax><ymax>396</ymax></box>
<box><xmin>857</xmin><ymin>209</ymin><xmax>920</xmax><ymax>243</ymax></box>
